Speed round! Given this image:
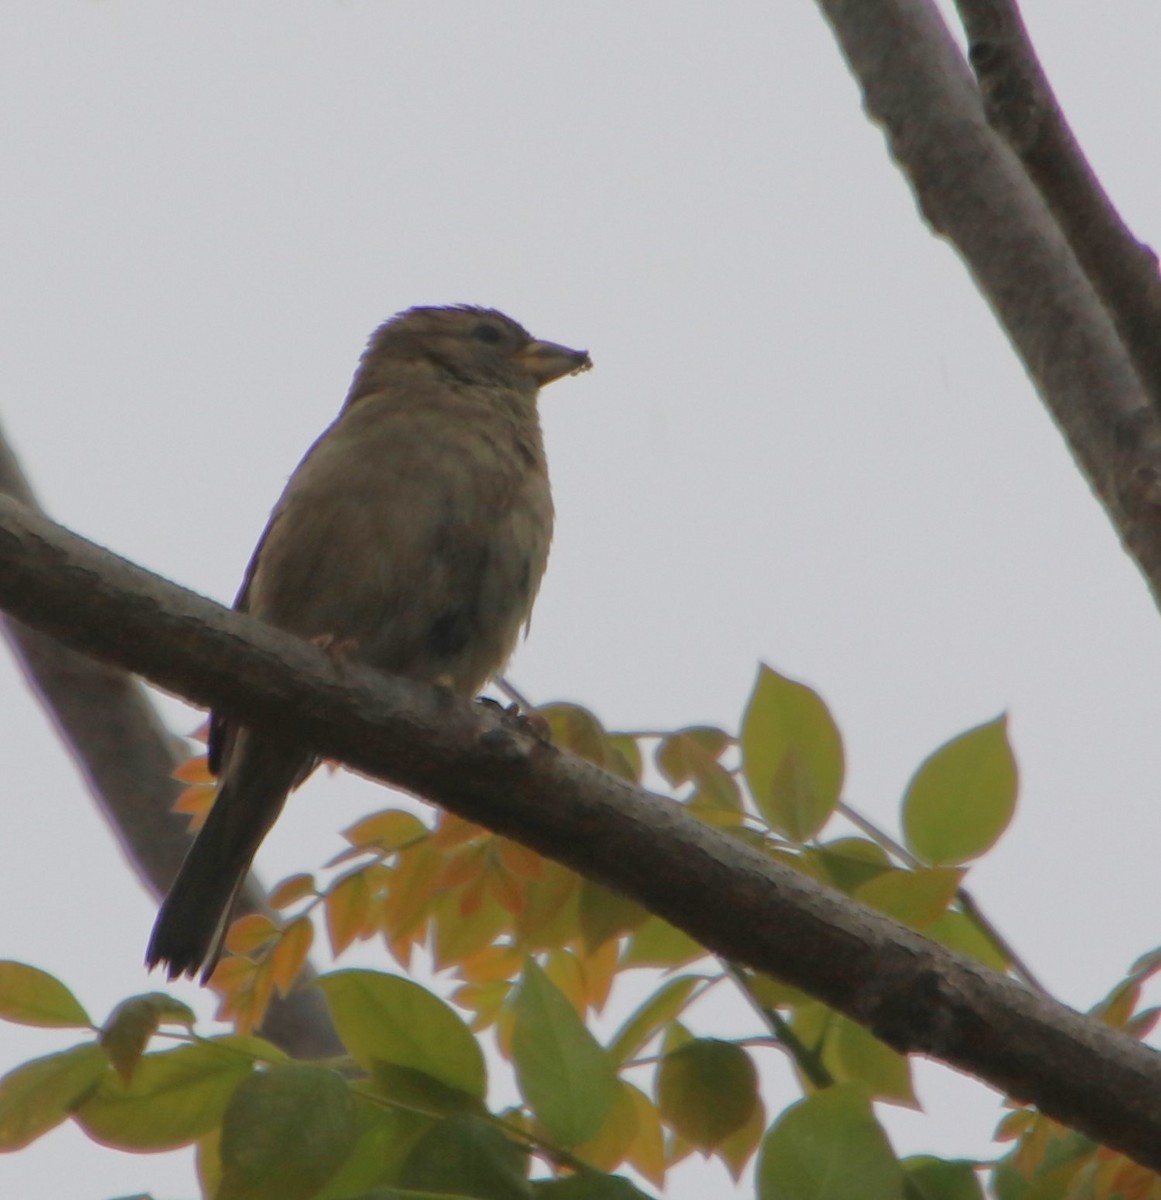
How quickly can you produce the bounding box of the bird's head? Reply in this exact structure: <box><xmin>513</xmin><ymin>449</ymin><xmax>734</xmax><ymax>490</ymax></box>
<box><xmin>354</xmin><ymin>305</ymin><xmax>591</xmax><ymax>398</ymax></box>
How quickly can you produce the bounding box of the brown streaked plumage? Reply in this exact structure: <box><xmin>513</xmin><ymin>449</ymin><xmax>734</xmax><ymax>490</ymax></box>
<box><xmin>146</xmin><ymin>305</ymin><xmax>590</xmax><ymax>981</ymax></box>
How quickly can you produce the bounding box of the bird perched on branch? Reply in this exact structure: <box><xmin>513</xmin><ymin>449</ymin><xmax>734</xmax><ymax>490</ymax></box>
<box><xmin>146</xmin><ymin>304</ymin><xmax>591</xmax><ymax>981</ymax></box>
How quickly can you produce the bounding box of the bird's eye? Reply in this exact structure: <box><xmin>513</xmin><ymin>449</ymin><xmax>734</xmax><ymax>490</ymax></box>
<box><xmin>473</xmin><ymin>323</ymin><xmax>503</xmax><ymax>345</ymax></box>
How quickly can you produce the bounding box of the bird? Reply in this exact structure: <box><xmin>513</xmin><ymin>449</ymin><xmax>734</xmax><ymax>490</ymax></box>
<box><xmin>146</xmin><ymin>304</ymin><xmax>591</xmax><ymax>982</ymax></box>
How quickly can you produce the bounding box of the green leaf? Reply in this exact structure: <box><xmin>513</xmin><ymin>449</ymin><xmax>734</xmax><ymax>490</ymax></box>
<box><xmin>218</xmin><ymin>1065</ymin><xmax>356</xmax><ymax>1200</ymax></box>
<box><xmin>806</xmin><ymin>838</ymin><xmax>892</xmax><ymax>893</ymax></box>
<box><xmin>741</xmin><ymin>665</ymin><xmax>844</xmax><ymax>841</ymax></box>
<box><xmin>313</xmin><ymin>1097</ymin><xmax>435</xmax><ymax>1199</ymax></box>
<box><xmin>0</xmin><ymin>1042</ymin><xmax>106</xmax><ymax>1149</ymax></box>
<box><xmin>902</xmin><ymin>716</ymin><xmax>1018</xmax><ymax>866</ymax></box>
<box><xmin>854</xmin><ymin>867</ymin><xmax>964</xmax><ymax>930</ymax></box>
<box><xmin>319</xmin><ymin>970</ymin><xmax>485</xmax><ymax>1099</ymax></box>
<box><xmin>100</xmin><ymin>993</ymin><xmax>196</xmax><ymax>1082</ymax></box>
<box><xmin>609</xmin><ymin>976</ymin><xmax>703</xmax><ymax>1064</ymax></box>
<box><xmin>902</xmin><ymin>1156</ymin><xmax>985</xmax><ymax>1200</ymax></box>
<box><xmin>822</xmin><ymin>1018</ymin><xmax>915</xmax><ymax>1106</ymax></box>
<box><xmin>657</xmin><ymin>1038</ymin><xmax>758</xmax><ymax>1151</ymax></box>
<box><xmin>511</xmin><ymin>959</ymin><xmax>617</xmax><ymax>1147</ymax></box>
<box><xmin>757</xmin><ymin>1084</ymin><xmax>904</xmax><ymax>1200</ymax></box>
<box><xmin>400</xmin><ymin>1114</ymin><xmax>530</xmax><ymax>1200</ymax></box>
<box><xmin>74</xmin><ymin>1038</ymin><xmax>256</xmax><ymax>1149</ymax></box>
<box><xmin>0</xmin><ymin>961</ymin><xmax>91</xmax><ymax>1028</ymax></box>
<box><xmin>370</xmin><ymin>1063</ymin><xmax>484</xmax><ymax>1118</ymax></box>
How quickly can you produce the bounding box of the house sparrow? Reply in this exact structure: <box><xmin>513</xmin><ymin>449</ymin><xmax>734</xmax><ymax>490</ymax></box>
<box><xmin>146</xmin><ymin>305</ymin><xmax>590</xmax><ymax>981</ymax></box>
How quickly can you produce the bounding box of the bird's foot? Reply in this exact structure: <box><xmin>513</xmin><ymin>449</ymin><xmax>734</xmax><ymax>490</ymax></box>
<box><xmin>312</xmin><ymin>633</ymin><xmax>360</xmax><ymax>676</ymax></box>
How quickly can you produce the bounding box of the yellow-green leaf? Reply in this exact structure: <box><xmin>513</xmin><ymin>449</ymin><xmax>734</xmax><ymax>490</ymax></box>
<box><xmin>757</xmin><ymin>1084</ymin><xmax>904</xmax><ymax>1200</ymax></box>
<box><xmin>621</xmin><ymin>916</ymin><xmax>705</xmax><ymax>968</ymax></box>
<box><xmin>902</xmin><ymin>1155</ymin><xmax>986</xmax><ymax>1200</ymax></box>
<box><xmin>822</xmin><ymin>1018</ymin><xmax>916</xmax><ymax>1106</ymax></box>
<box><xmin>74</xmin><ymin>1039</ymin><xmax>256</xmax><ymax>1149</ymax></box>
<box><xmin>100</xmin><ymin>993</ymin><xmax>195</xmax><ymax>1082</ymax></box>
<box><xmin>854</xmin><ymin>867</ymin><xmax>965</xmax><ymax>930</ymax></box>
<box><xmin>579</xmin><ymin>879</ymin><xmax>649</xmax><ymax>953</ymax></box>
<box><xmin>318</xmin><ymin>970</ymin><xmax>485</xmax><ymax>1099</ymax></box>
<box><xmin>0</xmin><ymin>1042</ymin><xmax>106</xmax><ymax>1149</ymax></box>
<box><xmin>657</xmin><ymin>1039</ymin><xmax>758</xmax><ymax>1151</ymax></box>
<box><xmin>609</xmin><ymin>976</ymin><xmax>703</xmax><ymax>1064</ymax></box>
<box><xmin>925</xmin><ymin>912</ymin><xmax>1010</xmax><ymax>972</ymax></box>
<box><xmin>0</xmin><ymin>962</ymin><xmax>91</xmax><ymax>1028</ymax></box>
<box><xmin>741</xmin><ymin>665</ymin><xmax>843</xmax><ymax>841</ymax></box>
<box><xmin>511</xmin><ymin>958</ymin><xmax>617</xmax><ymax>1147</ymax></box>
<box><xmin>218</xmin><ymin>1065</ymin><xmax>355</xmax><ymax>1200</ymax></box>
<box><xmin>902</xmin><ymin>716</ymin><xmax>1017</xmax><ymax>866</ymax></box>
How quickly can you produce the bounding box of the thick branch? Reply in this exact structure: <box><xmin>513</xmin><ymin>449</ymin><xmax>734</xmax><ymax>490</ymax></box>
<box><xmin>0</xmin><ymin>429</ymin><xmax>340</xmax><ymax>1059</ymax></box>
<box><xmin>954</xmin><ymin>0</ymin><xmax>1161</xmax><ymax>418</ymax></box>
<box><xmin>1</xmin><ymin>497</ymin><xmax>1160</xmax><ymax>1168</ymax></box>
<box><xmin>815</xmin><ymin>0</ymin><xmax>1161</xmax><ymax>612</ymax></box>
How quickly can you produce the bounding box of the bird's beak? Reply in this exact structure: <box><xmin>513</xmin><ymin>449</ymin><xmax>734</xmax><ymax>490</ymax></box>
<box><xmin>517</xmin><ymin>339</ymin><xmax>593</xmax><ymax>385</ymax></box>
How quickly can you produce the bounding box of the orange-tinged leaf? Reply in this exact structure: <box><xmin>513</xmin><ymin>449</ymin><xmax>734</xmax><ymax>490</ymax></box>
<box><xmin>381</xmin><ymin>842</ymin><xmax>441</xmax><ymax>948</ymax></box>
<box><xmin>0</xmin><ymin>962</ymin><xmax>91</xmax><ymax>1029</ymax></box>
<box><xmin>438</xmin><ymin>845</ymin><xmax>489</xmax><ymax>889</ymax></box>
<box><xmin>174</xmin><ymin>784</ymin><xmax>216</xmax><ymax>828</ymax></box>
<box><xmin>270</xmin><ymin>919</ymin><xmax>314</xmax><ymax>996</ymax></box>
<box><xmin>326</xmin><ymin>870</ymin><xmax>374</xmax><ymax>956</ymax></box>
<box><xmin>576</xmin><ymin>937</ymin><xmax>620</xmax><ymax>1014</ymax></box>
<box><xmin>457</xmin><ymin>944</ymin><xmax>523</xmax><ymax>985</ymax></box>
<box><xmin>453</xmin><ymin>980</ymin><xmax>512</xmax><ymax>1031</ymax></box>
<box><xmin>657</xmin><ymin>1039</ymin><xmax>758</xmax><ymax>1151</ymax></box>
<box><xmin>496</xmin><ymin>837</ymin><xmax>544</xmax><ymax>880</ymax></box>
<box><xmin>431</xmin><ymin>811</ymin><xmax>487</xmax><ymax>849</ymax></box>
<box><xmin>224</xmin><ymin>914</ymin><xmax>278</xmax><ymax>956</ymax></box>
<box><xmin>268</xmin><ymin>873</ymin><xmax>317</xmax><ymax>909</ymax></box>
<box><xmin>623</xmin><ymin>1081</ymin><xmax>666</xmax><ymax>1187</ymax></box>
<box><xmin>100</xmin><ymin>994</ymin><xmax>195</xmax><ymax>1082</ymax></box>
<box><xmin>544</xmin><ymin>950</ymin><xmax>587</xmax><ymax>1015</ymax></box>
<box><xmin>515</xmin><ymin>859</ymin><xmax>582</xmax><ymax>949</ymax></box>
<box><xmin>433</xmin><ymin>887</ymin><xmax>511</xmax><ymax>971</ymax></box>
<box><xmin>995</xmin><ymin>1108</ymin><xmax>1035</xmax><ymax>1142</ymax></box>
<box><xmin>573</xmin><ymin>1077</ymin><xmax>640</xmax><ymax>1171</ymax></box>
<box><xmin>342</xmin><ymin>807</ymin><xmax>429</xmax><ymax>852</ymax></box>
<box><xmin>717</xmin><ymin>1092</ymin><xmax>766</xmax><ymax>1180</ymax></box>
<box><xmin>173</xmin><ymin>754</ymin><xmax>215</xmax><ymax>784</ymax></box>
<box><xmin>486</xmin><ymin>862</ymin><xmax>528</xmax><ymax>915</ymax></box>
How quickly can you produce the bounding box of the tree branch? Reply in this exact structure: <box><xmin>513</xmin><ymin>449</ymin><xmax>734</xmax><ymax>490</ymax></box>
<box><xmin>815</xmin><ymin>0</ymin><xmax>1161</xmax><ymax>612</ymax></box>
<box><xmin>1</xmin><ymin>495</ymin><xmax>1159</xmax><ymax>1168</ymax></box>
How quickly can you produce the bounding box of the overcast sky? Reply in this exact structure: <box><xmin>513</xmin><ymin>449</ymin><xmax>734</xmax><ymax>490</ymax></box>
<box><xmin>3</xmin><ymin>3</ymin><xmax>1161</xmax><ymax>1197</ymax></box>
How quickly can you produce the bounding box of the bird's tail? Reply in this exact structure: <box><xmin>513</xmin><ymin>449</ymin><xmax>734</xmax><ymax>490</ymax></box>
<box><xmin>146</xmin><ymin>735</ymin><xmax>307</xmax><ymax>983</ymax></box>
